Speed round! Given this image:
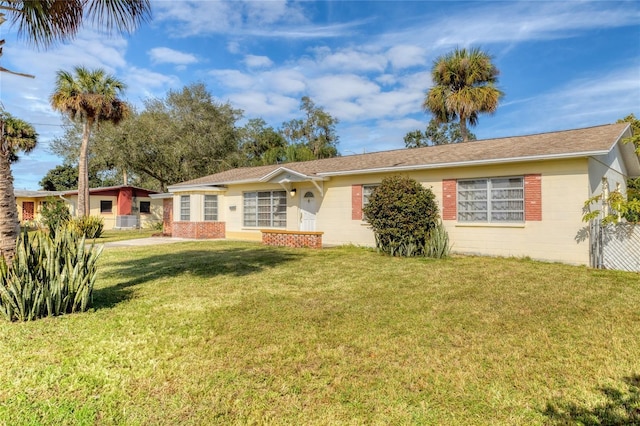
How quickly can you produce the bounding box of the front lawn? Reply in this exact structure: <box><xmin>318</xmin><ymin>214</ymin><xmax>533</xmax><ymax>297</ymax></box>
<box><xmin>91</xmin><ymin>228</ymin><xmax>157</xmax><ymax>244</ymax></box>
<box><xmin>0</xmin><ymin>241</ymin><xmax>638</xmax><ymax>425</ymax></box>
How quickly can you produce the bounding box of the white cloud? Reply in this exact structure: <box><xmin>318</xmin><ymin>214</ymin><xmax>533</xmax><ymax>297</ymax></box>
<box><xmin>148</xmin><ymin>47</ymin><xmax>198</xmax><ymax>66</ymax></box>
<box><xmin>154</xmin><ymin>0</ymin><xmax>360</xmax><ymax>39</ymax></box>
<box><xmin>244</xmin><ymin>55</ymin><xmax>273</xmax><ymax>68</ymax></box>
<box><xmin>486</xmin><ymin>65</ymin><xmax>640</xmax><ymax>137</ymax></box>
<box><xmin>263</xmin><ymin>70</ymin><xmax>307</xmax><ymax>94</ymax></box>
<box><xmin>378</xmin><ymin>2</ymin><xmax>639</xmax><ymax>51</ymax></box>
<box><xmin>386</xmin><ymin>45</ymin><xmax>427</xmax><ymax>69</ymax></box>
<box><xmin>307</xmin><ymin>47</ymin><xmax>388</xmax><ymax>73</ymax></box>
<box><xmin>309</xmin><ymin>74</ymin><xmax>380</xmax><ymax>103</ymax></box>
<box><xmin>124</xmin><ymin>67</ymin><xmax>182</xmax><ymax>105</ymax></box>
<box><xmin>227</xmin><ymin>92</ymin><xmax>299</xmax><ymax>121</ymax></box>
<box><xmin>209</xmin><ymin>69</ymin><xmax>256</xmax><ymax>90</ymax></box>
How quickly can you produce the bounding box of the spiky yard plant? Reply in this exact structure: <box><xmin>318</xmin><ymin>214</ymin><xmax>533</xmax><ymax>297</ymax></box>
<box><xmin>0</xmin><ymin>228</ymin><xmax>102</xmax><ymax>321</ymax></box>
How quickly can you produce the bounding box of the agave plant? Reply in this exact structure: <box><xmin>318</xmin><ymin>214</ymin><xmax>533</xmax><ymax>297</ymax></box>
<box><xmin>0</xmin><ymin>228</ymin><xmax>102</xmax><ymax>321</ymax></box>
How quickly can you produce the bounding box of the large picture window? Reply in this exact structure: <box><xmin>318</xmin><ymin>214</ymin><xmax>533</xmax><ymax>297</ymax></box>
<box><xmin>458</xmin><ymin>177</ymin><xmax>524</xmax><ymax>222</ymax></box>
<box><xmin>243</xmin><ymin>191</ymin><xmax>286</xmax><ymax>227</ymax></box>
<box><xmin>204</xmin><ymin>195</ymin><xmax>218</xmax><ymax>221</ymax></box>
<box><xmin>180</xmin><ymin>195</ymin><xmax>190</xmax><ymax>221</ymax></box>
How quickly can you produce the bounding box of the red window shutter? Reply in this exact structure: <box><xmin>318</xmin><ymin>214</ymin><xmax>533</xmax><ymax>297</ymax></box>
<box><xmin>352</xmin><ymin>184</ymin><xmax>363</xmax><ymax>220</ymax></box>
<box><xmin>524</xmin><ymin>174</ymin><xmax>542</xmax><ymax>221</ymax></box>
<box><xmin>442</xmin><ymin>179</ymin><xmax>457</xmax><ymax>221</ymax></box>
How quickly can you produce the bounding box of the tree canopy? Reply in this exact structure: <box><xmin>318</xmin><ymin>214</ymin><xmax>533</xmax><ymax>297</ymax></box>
<box><xmin>617</xmin><ymin>114</ymin><xmax>640</xmax><ymax>154</ymax></box>
<box><xmin>281</xmin><ymin>96</ymin><xmax>339</xmax><ymax>159</ymax></box>
<box><xmin>404</xmin><ymin>118</ymin><xmax>476</xmax><ymax>148</ymax></box>
<box><xmin>47</xmin><ymin>92</ymin><xmax>341</xmax><ymax>191</ymax></box>
<box><xmin>39</xmin><ymin>163</ymin><xmax>110</xmax><ymax>191</ymax></box>
<box><xmin>423</xmin><ymin>47</ymin><xmax>503</xmax><ymax>142</ymax></box>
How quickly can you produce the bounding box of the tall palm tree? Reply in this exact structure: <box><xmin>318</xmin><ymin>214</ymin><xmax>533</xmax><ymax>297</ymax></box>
<box><xmin>0</xmin><ymin>1</ymin><xmax>151</xmax><ymax>77</ymax></box>
<box><xmin>423</xmin><ymin>47</ymin><xmax>504</xmax><ymax>142</ymax></box>
<box><xmin>51</xmin><ymin>66</ymin><xmax>130</xmax><ymax>217</ymax></box>
<box><xmin>0</xmin><ymin>112</ymin><xmax>37</xmax><ymax>265</ymax></box>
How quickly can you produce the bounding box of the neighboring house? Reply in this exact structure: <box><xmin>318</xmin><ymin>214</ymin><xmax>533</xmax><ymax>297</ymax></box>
<box><xmin>15</xmin><ymin>185</ymin><xmax>163</xmax><ymax>230</ymax></box>
<box><xmin>166</xmin><ymin>123</ymin><xmax>640</xmax><ymax>266</ymax></box>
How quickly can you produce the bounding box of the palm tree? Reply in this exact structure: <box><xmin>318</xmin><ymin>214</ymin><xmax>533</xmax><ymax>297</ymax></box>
<box><xmin>0</xmin><ymin>1</ymin><xmax>151</xmax><ymax>77</ymax></box>
<box><xmin>423</xmin><ymin>47</ymin><xmax>504</xmax><ymax>142</ymax></box>
<box><xmin>0</xmin><ymin>1</ymin><xmax>149</xmax><ymax>264</ymax></box>
<box><xmin>0</xmin><ymin>112</ymin><xmax>37</xmax><ymax>265</ymax></box>
<box><xmin>51</xmin><ymin>66</ymin><xmax>130</xmax><ymax>217</ymax></box>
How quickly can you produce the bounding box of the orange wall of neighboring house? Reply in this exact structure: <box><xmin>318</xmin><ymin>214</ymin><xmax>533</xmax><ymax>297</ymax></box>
<box><xmin>118</xmin><ymin>187</ymin><xmax>133</xmax><ymax>215</ymax></box>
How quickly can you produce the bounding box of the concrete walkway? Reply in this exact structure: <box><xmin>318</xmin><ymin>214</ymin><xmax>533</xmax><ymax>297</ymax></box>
<box><xmin>103</xmin><ymin>237</ymin><xmax>195</xmax><ymax>248</ymax></box>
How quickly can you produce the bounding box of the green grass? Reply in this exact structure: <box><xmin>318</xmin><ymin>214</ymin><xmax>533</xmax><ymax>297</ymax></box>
<box><xmin>90</xmin><ymin>228</ymin><xmax>157</xmax><ymax>244</ymax></box>
<box><xmin>0</xmin><ymin>241</ymin><xmax>638</xmax><ymax>425</ymax></box>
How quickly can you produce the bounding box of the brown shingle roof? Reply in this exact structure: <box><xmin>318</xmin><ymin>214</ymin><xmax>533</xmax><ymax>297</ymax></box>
<box><xmin>172</xmin><ymin>123</ymin><xmax>632</xmax><ymax>187</ymax></box>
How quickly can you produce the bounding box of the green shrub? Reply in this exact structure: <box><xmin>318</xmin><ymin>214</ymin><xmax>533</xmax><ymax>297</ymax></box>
<box><xmin>70</xmin><ymin>215</ymin><xmax>104</xmax><ymax>239</ymax></box>
<box><xmin>425</xmin><ymin>221</ymin><xmax>451</xmax><ymax>259</ymax></box>
<box><xmin>0</xmin><ymin>228</ymin><xmax>102</xmax><ymax>322</ymax></box>
<box><xmin>40</xmin><ymin>197</ymin><xmax>71</xmax><ymax>238</ymax></box>
<box><xmin>625</xmin><ymin>177</ymin><xmax>640</xmax><ymax>223</ymax></box>
<box><xmin>363</xmin><ymin>175</ymin><xmax>442</xmax><ymax>257</ymax></box>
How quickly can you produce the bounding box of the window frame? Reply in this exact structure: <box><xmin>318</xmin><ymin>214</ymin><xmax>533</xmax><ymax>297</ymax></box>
<box><xmin>243</xmin><ymin>190</ymin><xmax>287</xmax><ymax>228</ymax></box>
<box><xmin>180</xmin><ymin>195</ymin><xmax>190</xmax><ymax>221</ymax></box>
<box><xmin>457</xmin><ymin>176</ymin><xmax>525</xmax><ymax>223</ymax></box>
<box><xmin>100</xmin><ymin>200</ymin><xmax>113</xmax><ymax>214</ymax></box>
<box><xmin>204</xmin><ymin>194</ymin><xmax>218</xmax><ymax>221</ymax></box>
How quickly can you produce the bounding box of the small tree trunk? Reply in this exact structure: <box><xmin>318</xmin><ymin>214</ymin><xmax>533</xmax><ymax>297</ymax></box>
<box><xmin>0</xmin><ymin>150</ymin><xmax>20</xmax><ymax>266</ymax></box>
<box><xmin>78</xmin><ymin>120</ymin><xmax>92</xmax><ymax>217</ymax></box>
<box><xmin>459</xmin><ymin>118</ymin><xmax>469</xmax><ymax>142</ymax></box>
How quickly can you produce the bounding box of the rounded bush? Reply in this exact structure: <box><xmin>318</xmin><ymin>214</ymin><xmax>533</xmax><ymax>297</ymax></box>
<box><xmin>363</xmin><ymin>175</ymin><xmax>441</xmax><ymax>257</ymax></box>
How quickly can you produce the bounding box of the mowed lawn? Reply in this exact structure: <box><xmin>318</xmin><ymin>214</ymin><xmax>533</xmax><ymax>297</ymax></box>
<box><xmin>0</xmin><ymin>241</ymin><xmax>638</xmax><ymax>425</ymax></box>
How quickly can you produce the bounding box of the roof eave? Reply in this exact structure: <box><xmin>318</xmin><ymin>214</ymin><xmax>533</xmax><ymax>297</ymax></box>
<box><xmin>316</xmin><ymin>151</ymin><xmax>610</xmax><ymax>177</ymax></box>
<box><xmin>167</xmin><ymin>184</ymin><xmax>229</xmax><ymax>193</ymax></box>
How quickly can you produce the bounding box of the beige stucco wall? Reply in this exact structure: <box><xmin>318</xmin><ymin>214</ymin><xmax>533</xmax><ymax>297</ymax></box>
<box><xmin>65</xmin><ymin>195</ymin><xmax>162</xmax><ymax>230</ymax></box>
<box><xmin>312</xmin><ymin>159</ymin><xmax>590</xmax><ymax>265</ymax></box>
<box><xmin>172</xmin><ymin>157</ymin><xmax>595</xmax><ymax>265</ymax></box>
<box><xmin>15</xmin><ymin>197</ymin><xmax>47</xmax><ymax>223</ymax></box>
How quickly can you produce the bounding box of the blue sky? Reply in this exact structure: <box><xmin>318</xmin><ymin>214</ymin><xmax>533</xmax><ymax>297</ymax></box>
<box><xmin>1</xmin><ymin>0</ymin><xmax>639</xmax><ymax>189</ymax></box>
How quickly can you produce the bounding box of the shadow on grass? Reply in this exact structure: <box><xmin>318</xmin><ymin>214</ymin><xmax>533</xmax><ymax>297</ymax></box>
<box><xmin>543</xmin><ymin>375</ymin><xmax>640</xmax><ymax>425</ymax></box>
<box><xmin>92</xmin><ymin>246</ymin><xmax>302</xmax><ymax>310</ymax></box>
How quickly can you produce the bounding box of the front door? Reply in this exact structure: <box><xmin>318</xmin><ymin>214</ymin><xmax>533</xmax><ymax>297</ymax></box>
<box><xmin>300</xmin><ymin>191</ymin><xmax>317</xmax><ymax>231</ymax></box>
<box><xmin>22</xmin><ymin>202</ymin><xmax>35</xmax><ymax>221</ymax></box>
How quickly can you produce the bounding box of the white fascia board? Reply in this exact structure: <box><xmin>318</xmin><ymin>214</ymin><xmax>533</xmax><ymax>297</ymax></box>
<box><xmin>315</xmin><ymin>151</ymin><xmax>610</xmax><ymax>177</ymax></box>
<box><xmin>259</xmin><ymin>167</ymin><xmax>313</xmax><ymax>182</ymax></box>
<box><xmin>167</xmin><ymin>184</ymin><xmax>228</xmax><ymax>193</ymax></box>
<box><xmin>149</xmin><ymin>193</ymin><xmax>173</xmax><ymax>199</ymax></box>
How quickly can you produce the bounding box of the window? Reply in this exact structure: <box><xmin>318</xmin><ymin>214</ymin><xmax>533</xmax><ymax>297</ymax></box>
<box><xmin>243</xmin><ymin>191</ymin><xmax>286</xmax><ymax>227</ymax></box>
<box><xmin>180</xmin><ymin>195</ymin><xmax>190</xmax><ymax>221</ymax></box>
<box><xmin>100</xmin><ymin>200</ymin><xmax>113</xmax><ymax>213</ymax></box>
<box><xmin>458</xmin><ymin>177</ymin><xmax>524</xmax><ymax>222</ymax></box>
<box><xmin>362</xmin><ymin>185</ymin><xmax>378</xmax><ymax>209</ymax></box>
<box><xmin>204</xmin><ymin>195</ymin><xmax>218</xmax><ymax>221</ymax></box>
<box><xmin>361</xmin><ymin>184</ymin><xmax>379</xmax><ymax>220</ymax></box>
<box><xmin>139</xmin><ymin>201</ymin><xmax>151</xmax><ymax>214</ymax></box>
